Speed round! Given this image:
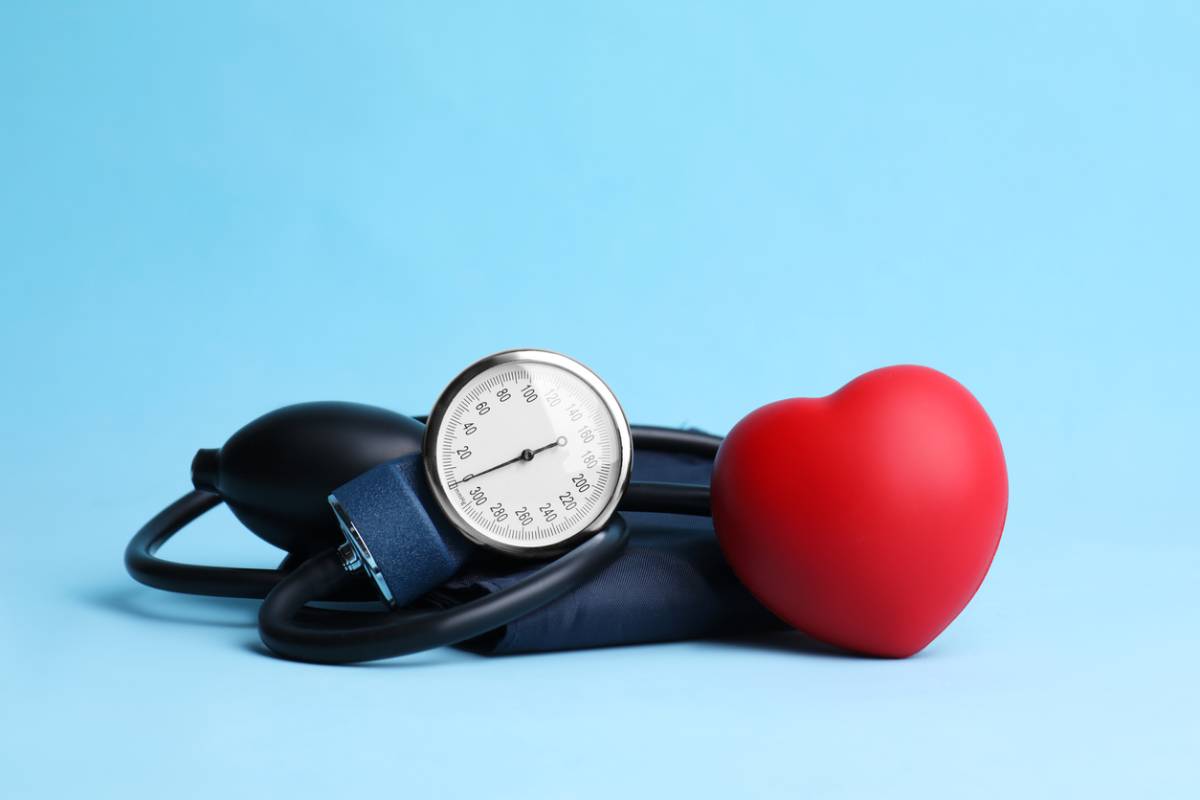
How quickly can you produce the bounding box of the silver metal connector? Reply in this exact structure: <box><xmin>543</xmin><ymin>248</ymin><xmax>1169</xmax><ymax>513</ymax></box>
<box><xmin>328</xmin><ymin>494</ymin><xmax>397</xmax><ymax>607</ymax></box>
<box><xmin>337</xmin><ymin>541</ymin><xmax>361</xmax><ymax>572</ymax></box>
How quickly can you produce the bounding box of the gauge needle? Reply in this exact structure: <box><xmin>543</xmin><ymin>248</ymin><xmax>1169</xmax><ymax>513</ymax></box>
<box><xmin>461</xmin><ymin>436</ymin><xmax>567</xmax><ymax>483</ymax></box>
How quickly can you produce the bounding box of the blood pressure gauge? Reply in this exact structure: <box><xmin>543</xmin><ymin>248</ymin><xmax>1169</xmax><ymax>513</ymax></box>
<box><xmin>424</xmin><ymin>349</ymin><xmax>633</xmax><ymax>556</ymax></box>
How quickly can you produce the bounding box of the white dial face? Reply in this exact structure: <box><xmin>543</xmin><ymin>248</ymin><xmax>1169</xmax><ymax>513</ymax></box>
<box><xmin>428</xmin><ymin>356</ymin><xmax>628</xmax><ymax>551</ymax></box>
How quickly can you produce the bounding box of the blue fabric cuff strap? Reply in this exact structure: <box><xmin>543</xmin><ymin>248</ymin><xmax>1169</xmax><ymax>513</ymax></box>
<box><xmin>430</xmin><ymin>448</ymin><xmax>782</xmax><ymax>654</ymax></box>
<box><xmin>328</xmin><ymin>455</ymin><xmax>473</xmax><ymax>608</ymax></box>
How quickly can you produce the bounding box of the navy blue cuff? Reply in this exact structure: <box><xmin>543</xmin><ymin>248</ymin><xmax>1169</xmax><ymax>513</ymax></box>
<box><xmin>429</xmin><ymin>441</ymin><xmax>782</xmax><ymax>654</ymax></box>
<box><xmin>328</xmin><ymin>455</ymin><xmax>473</xmax><ymax>608</ymax></box>
<box><xmin>436</xmin><ymin>513</ymin><xmax>782</xmax><ymax>654</ymax></box>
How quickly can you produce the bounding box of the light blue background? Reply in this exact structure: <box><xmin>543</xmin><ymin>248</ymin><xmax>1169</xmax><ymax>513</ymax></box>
<box><xmin>2</xmin><ymin>2</ymin><xmax>1197</xmax><ymax>797</ymax></box>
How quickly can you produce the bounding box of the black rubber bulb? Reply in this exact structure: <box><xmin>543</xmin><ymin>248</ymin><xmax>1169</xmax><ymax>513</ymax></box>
<box><xmin>191</xmin><ymin>402</ymin><xmax>425</xmax><ymax>557</ymax></box>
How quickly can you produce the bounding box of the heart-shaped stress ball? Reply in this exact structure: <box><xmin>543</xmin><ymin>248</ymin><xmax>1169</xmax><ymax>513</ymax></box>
<box><xmin>712</xmin><ymin>366</ymin><xmax>1007</xmax><ymax>657</ymax></box>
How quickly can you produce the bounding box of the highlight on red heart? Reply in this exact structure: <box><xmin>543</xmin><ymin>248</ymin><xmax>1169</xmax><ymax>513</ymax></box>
<box><xmin>711</xmin><ymin>365</ymin><xmax>1008</xmax><ymax>657</ymax></box>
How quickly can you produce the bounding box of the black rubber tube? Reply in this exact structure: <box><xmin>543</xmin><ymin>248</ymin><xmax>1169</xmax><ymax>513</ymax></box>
<box><xmin>123</xmin><ymin>490</ymin><xmax>285</xmax><ymax>598</ymax></box>
<box><xmin>123</xmin><ymin>490</ymin><xmax>378</xmax><ymax>600</ymax></box>
<box><xmin>627</xmin><ymin>425</ymin><xmax>723</xmax><ymax>459</ymax></box>
<box><xmin>621</xmin><ymin>481</ymin><xmax>711</xmax><ymax>516</ymax></box>
<box><xmin>258</xmin><ymin>516</ymin><xmax>630</xmax><ymax>664</ymax></box>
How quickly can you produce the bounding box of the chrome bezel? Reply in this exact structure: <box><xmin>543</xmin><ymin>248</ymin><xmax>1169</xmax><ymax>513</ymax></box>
<box><xmin>423</xmin><ymin>349</ymin><xmax>633</xmax><ymax>558</ymax></box>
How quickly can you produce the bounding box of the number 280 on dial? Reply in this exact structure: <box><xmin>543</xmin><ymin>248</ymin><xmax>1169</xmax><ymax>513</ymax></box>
<box><xmin>422</xmin><ymin>350</ymin><xmax>633</xmax><ymax>556</ymax></box>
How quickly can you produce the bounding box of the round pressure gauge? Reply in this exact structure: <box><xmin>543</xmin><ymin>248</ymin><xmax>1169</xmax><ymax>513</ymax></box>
<box><xmin>424</xmin><ymin>349</ymin><xmax>633</xmax><ymax>556</ymax></box>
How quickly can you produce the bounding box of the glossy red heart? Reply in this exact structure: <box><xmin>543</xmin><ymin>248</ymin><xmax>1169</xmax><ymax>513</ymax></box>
<box><xmin>711</xmin><ymin>366</ymin><xmax>1007</xmax><ymax>657</ymax></box>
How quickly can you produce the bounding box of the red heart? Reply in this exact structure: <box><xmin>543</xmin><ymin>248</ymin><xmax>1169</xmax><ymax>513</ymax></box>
<box><xmin>712</xmin><ymin>366</ymin><xmax>1008</xmax><ymax>657</ymax></box>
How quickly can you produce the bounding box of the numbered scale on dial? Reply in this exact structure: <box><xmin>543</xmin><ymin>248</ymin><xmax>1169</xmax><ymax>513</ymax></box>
<box><xmin>423</xmin><ymin>350</ymin><xmax>633</xmax><ymax>555</ymax></box>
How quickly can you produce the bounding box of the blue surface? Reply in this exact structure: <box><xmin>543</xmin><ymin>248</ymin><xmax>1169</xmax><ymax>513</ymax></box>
<box><xmin>1</xmin><ymin>2</ymin><xmax>1197</xmax><ymax>797</ymax></box>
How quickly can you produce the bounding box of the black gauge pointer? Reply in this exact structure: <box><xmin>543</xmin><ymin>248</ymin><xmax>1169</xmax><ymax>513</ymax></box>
<box><xmin>460</xmin><ymin>436</ymin><xmax>567</xmax><ymax>483</ymax></box>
